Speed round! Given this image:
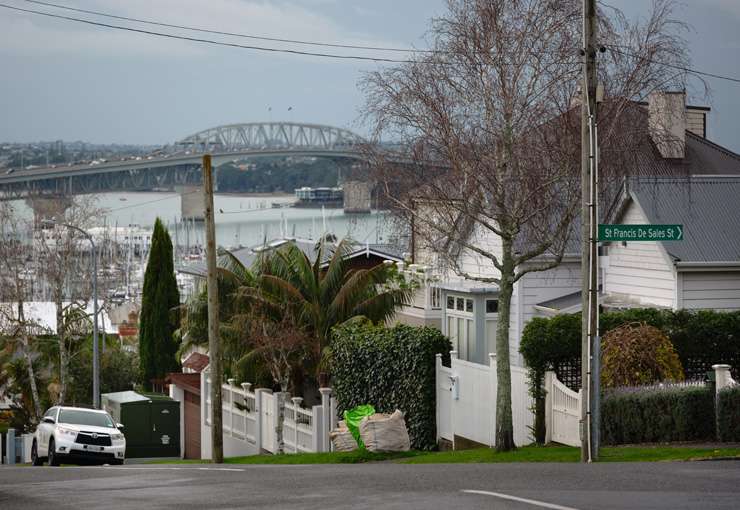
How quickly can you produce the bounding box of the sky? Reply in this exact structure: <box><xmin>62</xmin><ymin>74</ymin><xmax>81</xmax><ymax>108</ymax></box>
<box><xmin>0</xmin><ymin>0</ymin><xmax>738</xmax><ymax>152</ymax></box>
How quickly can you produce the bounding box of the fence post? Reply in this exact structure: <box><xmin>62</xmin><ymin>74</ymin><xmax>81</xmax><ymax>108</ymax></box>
<box><xmin>435</xmin><ymin>353</ymin><xmax>442</xmax><ymax>443</ymax></box>
<box><xmin>311</xmin><ymin>406</ymin><xmax>322</xmax><ymax>452</ymax></box>
<box><xmin>254</xmin><ymin>388</ymin><xmax>267</xmax><ymax>452</ymax></box>
<box><xmin>489</xmin><ymin>353</ymin><xmax>498</xmax><ymax>448</ymax></box>
<box><xmin>544</xmin><ymin>371</ymin><xmax>554</xmax><ymax>444</ymax></box>
<box><xmin>6</xmin><ymin>429</ymin><xmax>15</xmax><ymax>465</ymax></box>
<box><xmin>319</xmin><ymin>387</ymin><xmax>332</xmax><ymax>453</ymax></box>
<box><xmin>291</xmin><ymin>397</ymin><xmax>303</xmax><ymax>453</ymax></box>
<box><xmin>241</xmin><ymin>383</ymin><xmax>251</xmax><ymax>442</ymax></box>
<box><xmin>227</xmin><ymin>378</ymin><xmax>236</xmax><ymax>437</ymax></box>
<box><xmin>712</xmin><ymin>364</ymin><xmax>734</xmax><ymax>441</ymax></box>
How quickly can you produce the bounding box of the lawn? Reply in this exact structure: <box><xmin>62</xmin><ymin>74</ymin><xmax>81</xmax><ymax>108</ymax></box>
<box><xmin>151</xmin><ymin>445</ymin><xmax>740</xmax><ymax>465</ymax></box>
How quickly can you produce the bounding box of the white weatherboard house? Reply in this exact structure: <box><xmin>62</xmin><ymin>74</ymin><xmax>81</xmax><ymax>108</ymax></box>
<box><xmin>394</xmin><ymin>92</ymin><xmax>740</xmax><ymax>367</ymax></box>
<box><xmin>600</xmin><ymin>176</ymin><xmax>740</xmax><ymax>312</ymax></box>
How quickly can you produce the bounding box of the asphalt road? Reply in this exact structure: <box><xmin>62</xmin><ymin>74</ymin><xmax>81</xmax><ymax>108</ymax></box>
<box><xmin>1</xmin><ymin>461</ymin><xmax>739</xmax><ymax>510</ymax></box>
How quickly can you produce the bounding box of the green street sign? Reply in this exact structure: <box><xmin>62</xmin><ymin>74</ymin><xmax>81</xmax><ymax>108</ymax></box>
<box><xmin>598</xmin><ymin>224</ymin><xmax>683</xmax><ymax>242</ymax></box>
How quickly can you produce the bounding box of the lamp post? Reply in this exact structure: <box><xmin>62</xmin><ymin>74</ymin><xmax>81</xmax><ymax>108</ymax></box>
<box><xmin>42</xmin><ymin>219</ymin><xmax>100</xmax><ymax>409</ymax></box>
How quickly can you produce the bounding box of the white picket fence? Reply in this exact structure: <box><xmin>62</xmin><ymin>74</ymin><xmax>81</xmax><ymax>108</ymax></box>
<box><xmin>201</xmin><ymin>368</ymin><xmax>337</xmax><ymax>459</ymax></box>
<box><xmin>436</xmin><ymin>351</ymin><xmax>535</xmax><ymax>448</ymax></box>
<box><xmin>544</xmin><ymin>371</ymin><xmax>581</xmax><ymax>447</ymax></box>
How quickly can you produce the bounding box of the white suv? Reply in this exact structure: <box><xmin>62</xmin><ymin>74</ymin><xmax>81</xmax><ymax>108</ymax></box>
<box><xmin>31</xmin><ymin>406</ymin><xmax>126</xmax><ymax>466</ymax></box>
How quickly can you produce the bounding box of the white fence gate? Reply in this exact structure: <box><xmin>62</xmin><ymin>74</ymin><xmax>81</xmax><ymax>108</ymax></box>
<box><xmin>202</xmin><ymin>369</ymin><xmax>336</xmax><ymax>459</ymax></box>
<box><xmin>436</xmin><ymin>351</ymin><xmax>535</xmax><ymax>448</ymax></box>
<box><xmin>544</xmin><ymin>371</ymin><xmax>581</xmax><ymax>447</ymax></box>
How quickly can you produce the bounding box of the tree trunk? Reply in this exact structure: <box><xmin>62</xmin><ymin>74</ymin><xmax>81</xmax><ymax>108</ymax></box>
<box><xmin>494</xmin><ymin>243</ymin><xmax>516</xmax><ymax>452</ymax></box>
<box><xmin>275</xmin><ymin>384</ymin><xmax>287</xmax><ymax>455</ymax></box>
<box><xmin>55</xmin><ymin>291</ymin><xmax>67</xmax><ymax>405</ymax></box>
<box><xmin>18</xmin><ymin>302</ymin><xmax>42</xmax><ymax>422</ymax></box>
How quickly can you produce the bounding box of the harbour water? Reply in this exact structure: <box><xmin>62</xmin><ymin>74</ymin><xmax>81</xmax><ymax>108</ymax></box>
<box><xmin>18</xmin><ymin>191</ymin><xmax>392</xmax><ymax>248</ymax></box>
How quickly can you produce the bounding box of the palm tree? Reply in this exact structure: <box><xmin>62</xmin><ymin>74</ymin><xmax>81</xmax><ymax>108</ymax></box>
<box><xmin>253</xmin><ymin>238</ymin><xmax>412</xmax><ymax>374</ymax></box>
<box><xmin>180</xmin><ymin>238</ymin><xmax>412</xmax><ymax>395</ymax></box>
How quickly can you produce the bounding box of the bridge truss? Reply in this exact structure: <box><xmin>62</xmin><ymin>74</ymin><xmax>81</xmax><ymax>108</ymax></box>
<box><xmin>175</xmin><ymin>122</ymin><xmax>365</xmax><ymax>153</ymax></box>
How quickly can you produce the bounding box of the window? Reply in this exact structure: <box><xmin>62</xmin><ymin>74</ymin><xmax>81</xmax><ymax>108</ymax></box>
<box><xmin>447</xmin><ymin>296</ymin><xmax>455</xmax><ymax>310</ymax></box>
<box><xmin>456</xmin><ymin>297</ymin><xmax>465</xmax><ymax>311</ymax></box>
<box><xmin>43</xmin><ymin>408</ymin><xmax>57</xmax><ymax>420</ymax></box>
<box><xmin>58</xmin><ymin>409</ymin><xmax>114</xmax><ymax>428</ymax></box>
<box><xmin>465</xmin><ymin>299</ymin><xmax>473</xmax><ymax>313</ymax></box>
<box><xmin>486</xmin><ymin>299</ymin><xmax>499</xmax><ymax>314</ymax></box>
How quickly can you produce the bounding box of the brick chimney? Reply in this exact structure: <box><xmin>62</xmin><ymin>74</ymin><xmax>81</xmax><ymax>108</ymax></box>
<box><xmin>648</xmin><ymin>91</ymin><xmax>686</xmax><ymax>159</ymax></box>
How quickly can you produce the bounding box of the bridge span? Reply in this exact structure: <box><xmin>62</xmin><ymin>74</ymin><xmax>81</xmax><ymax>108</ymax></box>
<box><xmin>0</xmin><ymin>122</ymin><xmax>369</xmax><ymax>200</ymax></box>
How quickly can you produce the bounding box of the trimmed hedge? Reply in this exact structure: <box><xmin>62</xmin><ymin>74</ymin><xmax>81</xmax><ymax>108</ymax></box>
<box><xmin>718</xmin><ymin>386</ymin><xmax>740</xmax><ymax>442</ymax></box>
<box><xmin>600</xmin><ymin>386</ymin><xmax>715</xmax><ymax>445</ymax></box>
<box><xmin>331</xmin><ymin>322</ymin><xmax>451</xmax><ymax>450</ymax></box>
<box><xmin>520</xmin><ymin>309</ymin><xmax>740</xmax><ymax>388</ymax></box>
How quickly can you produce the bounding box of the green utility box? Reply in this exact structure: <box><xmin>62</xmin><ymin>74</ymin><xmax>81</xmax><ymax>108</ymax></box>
<box><xmin>102</xmin><ymin>391</ymin><xmax>180</xmax><ymax>458</ymax></box>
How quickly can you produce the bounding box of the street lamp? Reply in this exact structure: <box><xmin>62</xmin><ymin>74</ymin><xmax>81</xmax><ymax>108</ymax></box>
<box><xmin>41</xmin><ymin>218</ymin><xmax>100</xmax><ymax>409</ymax></box>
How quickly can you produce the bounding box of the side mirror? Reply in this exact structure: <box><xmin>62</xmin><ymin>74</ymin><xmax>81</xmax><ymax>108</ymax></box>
<box><xmin>43</xmin><ymin>417</ymin><xmax>55</xmax><ymax>424</ymax></box>
<box><xmin>116</xmin><ymin>423</ymin><xmax>124</xmax><ymax>430</ymax></box>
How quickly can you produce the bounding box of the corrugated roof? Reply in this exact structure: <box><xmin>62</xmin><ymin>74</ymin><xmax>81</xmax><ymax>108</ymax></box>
<box><xmin>630</xmin><ymin>176</ymin><xmax>740</xmax><ymax>263</ymax></box>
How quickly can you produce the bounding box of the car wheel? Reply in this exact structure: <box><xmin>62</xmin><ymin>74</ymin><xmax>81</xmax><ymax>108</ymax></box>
<box><xmin>48</xmin><ymin>438</ymin><xmax>60</xmax><ymax>466</ymax></box>
<box><xmin>31</xmin><ymin>440</ymin><xmax>44</xmax><ymax>466</ymax></box>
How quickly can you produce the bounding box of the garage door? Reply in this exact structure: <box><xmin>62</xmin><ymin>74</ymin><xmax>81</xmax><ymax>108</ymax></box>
<box><xmin>184</xmin><ymin>391</ymin><xmax>201</xmax><ymax>459</ymax></box>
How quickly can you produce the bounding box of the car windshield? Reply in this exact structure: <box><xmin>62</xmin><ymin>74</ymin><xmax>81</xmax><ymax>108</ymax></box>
<box><xmin>58</xmin><ymin>409</ymin><xmax>114</xmax><ymax>428</ymax></box>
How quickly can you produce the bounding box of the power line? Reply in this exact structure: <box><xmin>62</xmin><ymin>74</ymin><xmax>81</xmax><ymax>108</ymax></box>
<box><xmin>0</xmin><ymin>2</ymin><xmax>409</xmax><ymax>63</ymax></box>
<box><xmin>607</xmin><ymin>45</ymin><xmax>740</xmax><ymax>85</ymax></box>
<box><xmin>25</xmin><ymin>0</ymin><xmax>433</xmax><ymax>54</ymax></box>
<box><xmin>2</xmin><ymin>2</ymin><xmax>580</xmax><ymax>66</ymax></box>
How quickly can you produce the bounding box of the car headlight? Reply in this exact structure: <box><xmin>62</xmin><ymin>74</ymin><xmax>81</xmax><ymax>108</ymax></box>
<box><xmin>57</xmin><ymin>427</ymin><xmax>78</xmax><ymax>438</ymax></box>
<box><xmin>111</xmin><ymin>433</ymin><xmax>124</xmax><ymax>441</ymax></box>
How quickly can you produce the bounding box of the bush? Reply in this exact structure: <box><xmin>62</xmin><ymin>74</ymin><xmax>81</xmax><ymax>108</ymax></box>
<box><xmin>520</xmin><ymin>309</ymin><xmax>740</xmax><ymax>388</ymax></box>
<box><xmin>331</xmin><ymin>322</ymin><xmax>451</xmax><ymax>450</ymax></box>
<box><xmin>718</xmin><ymin>386</ymin><xmax>740</xmax><ymax>442</ymax></box>
<box><xmin>601</xmin><ymin>323</ymin><xmax>684</xmax><ymax>388</ymax></box>
<box><xmin>601</xmin><ymin>386</ymin><xmax>714</xmax><ymax>445</ymax></box>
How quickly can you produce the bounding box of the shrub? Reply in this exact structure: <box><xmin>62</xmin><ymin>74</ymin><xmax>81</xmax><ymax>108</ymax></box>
<box><xmin>601</xmin><ymin>386</ymin><xmax>714</xmax><ymax>445</ymax></box>
<box><xmin>601</xmin><ymin>322</ymin><xmax>684</xmax><ymax>388</ymax></box>
<box><xmin>718</xmin><ymin>386</ymin><xmax>740</xmax><ymax>442</ymax></box>
<box><xmin>331</xmin><ymin>322</ymin><xmax>451</xmax><ymax>450</ymax></box>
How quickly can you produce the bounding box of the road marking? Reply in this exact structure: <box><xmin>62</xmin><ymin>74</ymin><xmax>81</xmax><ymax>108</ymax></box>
<box><xmin>99</xmin><ymin>466</ymin><xmax>246</xmax><ymax>472</ymax></box>
<box><xmin>461</xmin><ymin>490</ymin><xmax>580</xmax><ymax>510</ymax></box>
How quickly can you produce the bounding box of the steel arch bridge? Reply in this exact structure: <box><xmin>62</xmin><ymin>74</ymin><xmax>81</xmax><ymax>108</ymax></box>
<box><xmin>0</xmin><ymin>122</ymin><xmax>371</xmax><ymax>200</ymax></box>
<box><xmin>175</xmin><ymin>122</ymin><xmax>366</xmax><ymax>153</ymax></box>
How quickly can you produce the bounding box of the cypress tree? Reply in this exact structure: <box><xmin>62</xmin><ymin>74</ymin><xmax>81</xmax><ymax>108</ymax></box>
<box><xmin>138</xmin><ymin>218</ymin><xmax>180</xmax><ymax>390</ymax></box>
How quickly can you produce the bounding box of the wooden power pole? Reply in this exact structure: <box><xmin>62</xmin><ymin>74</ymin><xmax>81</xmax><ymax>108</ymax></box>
<box><xmin>203</xmin><ymin>154</ymin><xmax>224</xmax><ymax>463</ymax></box>
<box><xmin>580</xmin><ymin>0</ymin><xmax>598</xmax><ymax>463</ymax></box>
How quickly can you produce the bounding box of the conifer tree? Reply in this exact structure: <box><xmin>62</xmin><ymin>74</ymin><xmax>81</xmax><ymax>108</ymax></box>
<box><xmin>138</xmin><ymin>218</ymin><xmax>180</xmax><ymax>390</ymax></box>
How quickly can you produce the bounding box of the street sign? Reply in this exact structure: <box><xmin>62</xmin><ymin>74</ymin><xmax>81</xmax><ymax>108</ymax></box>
<box><xmin>598</xmin><ymin>224</ymin><xmax>683</xmax><ymax>242</ymax></box>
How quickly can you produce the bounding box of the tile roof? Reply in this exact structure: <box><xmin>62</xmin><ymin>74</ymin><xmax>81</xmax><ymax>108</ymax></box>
<box><xmin>182</xmin><ymin>352</ymin><xmax>210</xmax><ymax>373</ymax></box>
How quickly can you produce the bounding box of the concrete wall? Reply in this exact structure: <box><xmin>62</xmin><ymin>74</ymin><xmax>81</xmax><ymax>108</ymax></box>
<box><xmin>169</xmin><ymin>384</ymin><xmax>186</xmax><ymax>459</ymax></box>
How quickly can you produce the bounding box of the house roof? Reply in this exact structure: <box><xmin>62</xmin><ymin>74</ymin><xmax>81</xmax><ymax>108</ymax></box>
<box><xmin>165</xmin><ymin>372</ymin><xmax>201</xmax><ymax>395</ymax></box>
<box><xmin>182</xmin><ymin>352</ymin><xmax>210</xmax><ymax>373</ymax></box>
<box><xmin>626</xmin><ymin>176</ymin><xmax>740</xmax><ymax>264</ymax></box>
<box><xmin>178</xmin><ymin>237</ymin><xmax>406</xmax><ymax>277</ymax></box>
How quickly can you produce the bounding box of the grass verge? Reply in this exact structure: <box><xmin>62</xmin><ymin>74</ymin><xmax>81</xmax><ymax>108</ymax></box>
<box><xmin>148</xmin><ymin>445</ymin><xmax>740</xmax><ymax>465</ymax></box>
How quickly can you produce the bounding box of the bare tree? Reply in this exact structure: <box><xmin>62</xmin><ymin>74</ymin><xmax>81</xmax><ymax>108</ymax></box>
<box><xmin>362</xmin><ymin>0</ymin><xmax>692</xmax><ymax>450</ymax></box>
<box><xmin>36</xmin><ymin>196</ymin><xmax>102</xmax><ymax>405</ymax></box>
<box><xmin>0</xmin><ymin>202</ymin><xmax>43</xmax><ymax>422</ymax></box>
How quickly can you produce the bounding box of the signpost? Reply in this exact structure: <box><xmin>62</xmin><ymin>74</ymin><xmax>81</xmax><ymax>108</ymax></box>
<box><xmin>598</xmin><ymin>224</ymin><xmax>683</xmax><ymax>242</ymax></box>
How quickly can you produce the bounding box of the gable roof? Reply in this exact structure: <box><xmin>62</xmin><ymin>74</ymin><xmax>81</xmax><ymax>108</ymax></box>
<box><xmin>620</xmin><ymin>176</ymin><xmax>740</xmax><ymax>265</ymax></box>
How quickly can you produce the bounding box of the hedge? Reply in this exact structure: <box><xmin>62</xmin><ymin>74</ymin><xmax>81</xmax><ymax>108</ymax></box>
<box><xmin>520</xmin><ymin>309</ymin><xmax>740</xmax><ymax>389</ymax></box>
<box><xmin>331</xmin><ymin>322</ymin><xmax>451</xmax><ymax>450</ymax></box>
<box><xmin>600</xmin><ymin>386</ymin><xmax>715</xmax><ymax>445</ymax></box>
<box><xmin>718</xmin><ymin>386</ymin><xmax>740</xmax><ymax>442</ymax></box>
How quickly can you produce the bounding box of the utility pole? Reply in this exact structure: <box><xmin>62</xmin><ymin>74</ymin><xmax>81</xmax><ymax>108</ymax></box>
<box><xmin>580</xmin><ymin>0</ymin><xmax>598</xmax><ymax>463</ymax></box>
<box><xmin>202</xmin><ymin>154</ymin><xmax>223</xmax><ymax>463</ymax></box>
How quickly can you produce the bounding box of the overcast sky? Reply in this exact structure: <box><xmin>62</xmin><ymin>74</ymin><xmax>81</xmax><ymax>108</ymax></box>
<box><xmin>1</xmin><ymin>0</ymin><xmax>738</xmax><ymax>152</ymax></box>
